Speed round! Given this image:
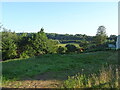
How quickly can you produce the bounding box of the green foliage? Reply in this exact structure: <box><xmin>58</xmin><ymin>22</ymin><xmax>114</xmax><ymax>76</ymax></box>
<box><xmin>57</xmin><ymin>46</ymin><xmax>67</xmax><ymax>54</ymax></box>
<box><xmin>2</xmin><ymin>27</ymin><xmax>58</xmax><ymax>60</ymax></box>
<box><xmin>20</xmin><ymin>51</ymin><xmax>29</xmax><ymax>58</ymax></box>
<box><xmin>30</xmin><ymin>31</ymin><xmax>48</xmax><ymax>55</ymax></box>
<box><xmin>46</xmin><ymin>33</ymin><xmax>89</xmax><ymax>41</ymax></box>
<box><xmin>2</xmin><ymin>39</ymin><xmax>17</xmax><ymax>60</ymax></box>
<box><xmin>65</xmin><ymin>44</ymin><xmax>77</xmax><ymax>53</ymax></box>
<box><xmin>45</xmin><ymin>39</ymin><xmax>58</xmax><ymax>54</ymax></box>
<box><xmin>95</xmin><ymin>26</ymin><xmax>107</xmax><ymax>45</ymax></box>
<box><xmin>79</xmin><ymin>40</ymin><xmax>89</xmax><ymax>49</ymax></box>
<box><xmin>2</xmin><ymin>30</ymin><xmax>18</xmax><ymax>60</ymax></box>
<box><xmin>29</xmin><ymin>29</ymin><xmax>57</xmax><ymax>55</ymax></box>
<box><xmin>63</xmin><ymin>65</ymin><xmax>120</xmax><ymax>88</ymax></box>
<box><xmin>20</xmin><ymin>45</ymin><xmax>36</xmax><ymax>58</ymax></box>
<box><xmin>109</xmin><ymin>35</ymin><xmax>117</xmax><ymax>42</ymax></box>
<box><xmin>1</xmin><ymin>26</ymin><xmax>117</xmax><ymax>60</ymax></box>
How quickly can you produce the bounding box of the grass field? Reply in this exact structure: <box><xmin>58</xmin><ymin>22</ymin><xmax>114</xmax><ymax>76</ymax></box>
<box><xmin>1</xmin><ymin>50</ymin><xmax>119</xmax><ymax>88</ymax></box>
<box><xmin>58</xmin><ymin>43</ymin><xmax>80</xmax><ymax>47</ymax></box>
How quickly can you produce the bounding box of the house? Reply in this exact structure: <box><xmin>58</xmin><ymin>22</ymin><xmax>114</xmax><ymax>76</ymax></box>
<box><xmin>108</xmin><ymin>44</ymin><xmax>116</xmax><ymax>49</ymax></box>
<box><xmin>116</xmin><ymin>35</ymin><xmax>120</xmax><ymax>49</ymax></box>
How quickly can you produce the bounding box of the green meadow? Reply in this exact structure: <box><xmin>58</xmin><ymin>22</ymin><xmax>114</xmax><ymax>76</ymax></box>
<box><xmin>58</xmin><ymin>43</ymin><xmax>80</xmax><ymax>48</ymax></box>
<box><xmin>1</xmin><ymin>50</ymin><xmax>119</xmax><ymax>88</ymax></box>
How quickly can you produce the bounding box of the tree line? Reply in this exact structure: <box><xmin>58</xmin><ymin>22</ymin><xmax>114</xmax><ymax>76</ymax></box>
<box><xmin>46</xmin><ymin>28</ymin><xmax>116</xmax><ymax>45</ymax></box>
<box><xmin>1</xmin><ymin>28</ymin><xmax>58</xmax><ymax>60</ymax></box>
<box><xmin>0</xmin><ymin>25</ymin><xmax>117</xmax><ymax>61</ymax></box>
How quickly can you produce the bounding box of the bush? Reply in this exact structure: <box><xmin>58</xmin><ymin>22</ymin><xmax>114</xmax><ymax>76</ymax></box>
<box><xmin>45</xmin><ymin>39</ymin><xmax>58</xmax><ymax>54</ymax></box>
<box><xmin>94</xmin><ymin>44</ymin><xmax>108</xmax><ymax>51</ymax></box>
<box><xmin>79</xmin><ymin>41</ymin><xmax>89</xmax><ymax>49</ymax></box>
<box><xmin>57</xmin><ymin>46</ymin><xmax>67</xmax><ymax>54</ymax></box>
<box><xmin>20</xmin><ymin>45</ymin><xmax>36</xmax><ymax>58</ymax></box>
<box><xmin>65</xmin><ymin>44</ymin><xmax>77</xmax><ymax>53</ymax></box>
<box><xmin>85</xmin><ymin>43</ymin><xmax>109</xmax><ymax>52</ymax></box>
<box><xmin>20</xmin><ymin>51</ymin><xmax>29</xmax><ymax>58</ymax></box>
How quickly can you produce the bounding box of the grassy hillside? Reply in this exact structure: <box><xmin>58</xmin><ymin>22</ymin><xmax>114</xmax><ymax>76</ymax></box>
<box><xmin>1</xmin><ymin>51</ymin><xmax>118</xmax><ymax>88</ymax></box>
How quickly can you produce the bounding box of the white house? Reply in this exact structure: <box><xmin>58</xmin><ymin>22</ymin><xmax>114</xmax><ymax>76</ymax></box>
<box><xmin>108</xmin><ymin>44</ymin><xmax>116</xmax><ymax>48</ymax></box>
<box><xmin>116</xmin><ymin>35</ymin><xmax>120</xmax><ymax>49</ymax></box>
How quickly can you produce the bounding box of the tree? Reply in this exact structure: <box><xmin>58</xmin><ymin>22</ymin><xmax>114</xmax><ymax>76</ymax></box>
<box><xmin>45</xmin><ymin>39</ymin><xmax>58</xmax><ymax>54</ymax></box>
<box><xmin>2</xmin><ymin>39</ymin><xmax>17</xmax><ymax>60</ymax></box>
<box><xmin>29</xmin><ymin>28</ymin><xmax>57</xmax><ymax>55</ymax></box>
<box><xmin>109</xmin><ymin>35</ymin><xmax>117</xmax><ymax>41</ymax></box>
<box><xmin>79</xmin><ymin>40</ymin><xmax>89</xmax><ymax>49</ymax></box>
<box><xmin>40</xmin><ymin>27</ymin><xmax>44</xmax><ymax>33</ymax></box>
<box><xmin>95</xmin><ymin>26</ymin><xmax>107</xmax><ymax>45</ymax></box>
<box><xmin>15</xmin><ymin>28</ymin><xmax>58</xmax><ymax>58</ymax></box>
<box><xmin>2</xmin><ymin>30</ymin><xmax>18</xmax><ymax>60</ymax></box>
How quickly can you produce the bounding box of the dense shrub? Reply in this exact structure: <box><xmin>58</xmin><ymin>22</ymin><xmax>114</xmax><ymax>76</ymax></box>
<box><xmin>20</xmin><ymin>45</ymin><xmax>36</xmax><ymax>58</ymax></box>
<box><xmin>65</xmin><ymin>44</ymin><xmax>77</xmax><ymax>53</ymax></box>
<box><xmin>1</xmin><ymin>28</ymin><xmax>58</xmax><ymax>60</ymax></box>
<box><xmin>84</xmin><ymin>43</ymin><xmax>109</xmax><ymax>52</ymax></box>
<box><xmin>94</xmin><ymin>44</ymin><xmax>108</xmax><ymax>51</ymax></box>
<box><xmin>45</xmin><ymin>39</ymin><xmax>58</xmax><ymax>54</ymax></box>
<box><xmin>79</xmin><ymin>40</ymin><xmax>89</xmax><ymax>50</ymax></box>
<box><xmin>57</xmin><ymin>46</ymin><xmax>67</xmax><ymax>54</ymax></box>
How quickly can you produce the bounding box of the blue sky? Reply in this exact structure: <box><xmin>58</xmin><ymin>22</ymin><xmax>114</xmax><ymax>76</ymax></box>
<box><xmin>2</xmin><ymin>2</ymin><xmax>118</xmax><ymax>36</ymax></box>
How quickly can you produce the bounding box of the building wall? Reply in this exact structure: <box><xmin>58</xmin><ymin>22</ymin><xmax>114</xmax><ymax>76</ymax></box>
<box><xmin>116</xmin><ymin>35</ymin><xmax>120</xmax><ymax>49</ymax></box>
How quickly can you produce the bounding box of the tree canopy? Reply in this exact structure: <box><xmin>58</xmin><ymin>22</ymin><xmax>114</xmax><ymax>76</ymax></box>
<box><xmin>95</xmin><ymin>26</ymin><xmax>107</xmax><ymax>45</ymax></box>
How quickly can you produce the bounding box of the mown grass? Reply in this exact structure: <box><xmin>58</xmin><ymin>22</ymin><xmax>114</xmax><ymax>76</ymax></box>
<box><xmin>1</xmin><ymin>50</ymin><xmax>118</xmax><ymax>88</ymax></box>
<box><xmin>58</xmin><ymin>43</ymin><xmax>80</xmax><ymax>48</ymax></box>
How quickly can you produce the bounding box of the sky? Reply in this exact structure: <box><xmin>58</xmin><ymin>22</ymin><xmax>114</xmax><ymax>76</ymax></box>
<box><xmin>1</xmin><ymin>2</ymin><xmax>118</xmax><ymax>36</ymax></box>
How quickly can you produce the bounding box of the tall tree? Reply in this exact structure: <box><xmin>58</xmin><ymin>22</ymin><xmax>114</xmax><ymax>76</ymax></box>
<box><xmin>95</xmin><ymin>26</ymin><xmax>107</xmax><ymax>45</ymax></box>
<box><xmin>2</xmin><ymin>29</ymin><xmax>18</xmax><ymax>60</ymax></box>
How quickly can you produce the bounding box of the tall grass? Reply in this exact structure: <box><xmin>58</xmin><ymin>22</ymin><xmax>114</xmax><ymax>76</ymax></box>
<box><xmin>63</xmin><ymin>65</ymin><xmax>120</xmax><ymax>88</ymax></box>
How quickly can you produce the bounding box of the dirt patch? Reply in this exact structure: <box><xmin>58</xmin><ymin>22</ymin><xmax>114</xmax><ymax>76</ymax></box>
<box><xmin>2</xmin><ymin>80</ymin><xmax>63</xmax><ymax>88</ymax></box>
<box><xmin>33</xmin><ymin>72</ymin><xmax>58</xmax><ymax>80</ymax></box>
<box><xmin>33</xmin><ymin>71</ymin><xmax>67</xmax><ymax>80</ymax></box>
<box><xmin>3</xmin><ymin>71</ymin><xmax>66</xmax><ymax>88</ymax></box>
<box><xmin>22</xmin><ymin>71</ymin><xmax>68</xmax><ymax>81</ymax></box>
<box><xmin>3</xmin><ymin>71</ymin><xmax>77</xmax><ymax>88</ymax></box>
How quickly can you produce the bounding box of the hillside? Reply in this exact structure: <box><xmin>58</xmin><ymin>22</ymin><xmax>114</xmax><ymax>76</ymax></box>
<box><xmin>2</xmin><ymin>51</ymin><xmax>118</xmax><ymax>88</ymax></box>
